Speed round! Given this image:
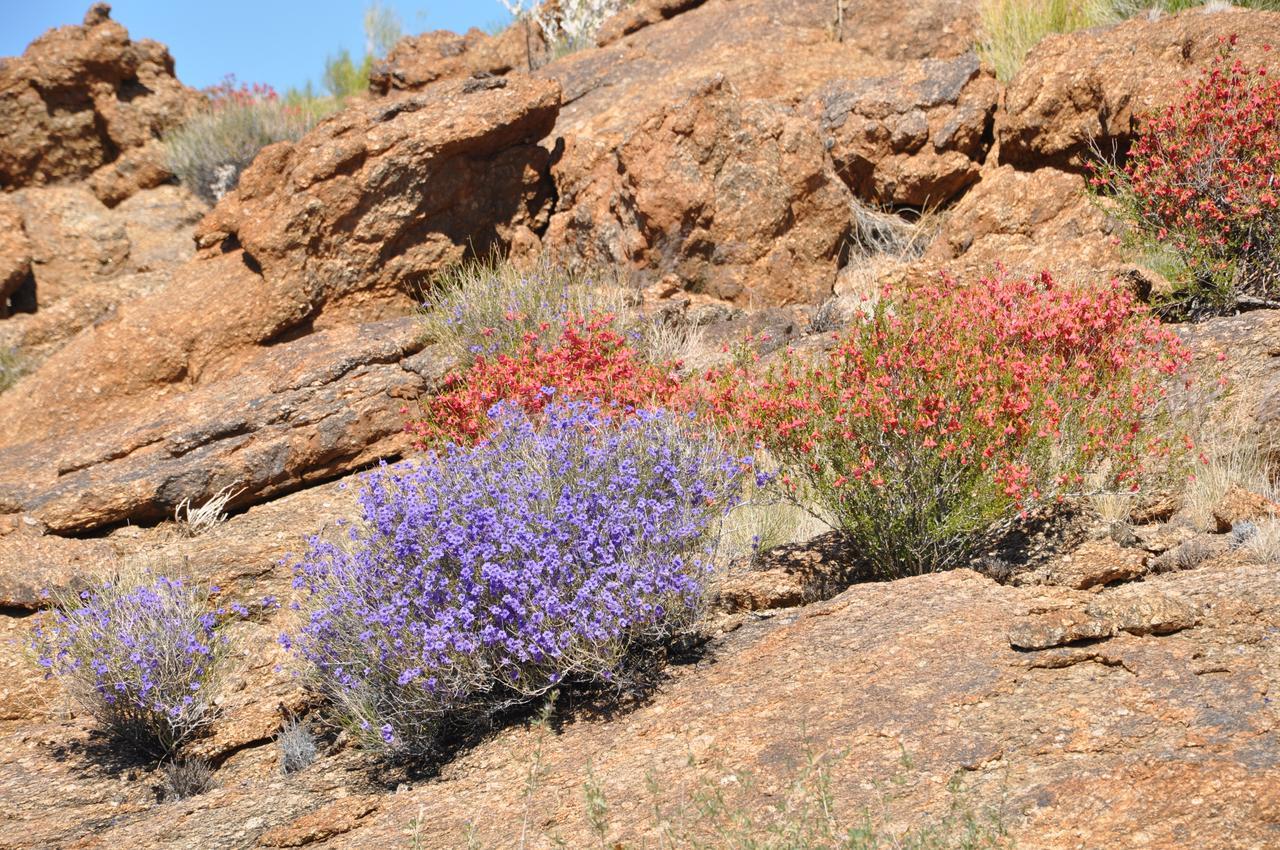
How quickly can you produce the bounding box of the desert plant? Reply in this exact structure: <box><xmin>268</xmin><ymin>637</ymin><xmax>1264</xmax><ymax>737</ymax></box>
<box><xmin>979</xmin><ymin>1</ymin><xmax>1280</xmax><ymax>83</ymax></box>
<box><xmin>418</xmin><ymin>257</ymin><xmax>630</xmax><ymax>365</ymax></box>
<box><xmin>978</xmin><ymin>0</ymin><xmax>1116</xmax><ymax>82</ymax></box>
<box><xmin>288</xmin><ymin>400</ymin><xmax>745</xmax><ymax>757</ymax></box>
<box><xmin>462</xmin><ymin>740</ymin><xmax>1009</xmax><ymax>849</ymax></box>
<box><xmin>501</xmin><ymin>0</ymin><xmax>628</xmax><ymax>58</ymax></box>
<box><xmin>174</xmin><ymin>484</ymin><xmax>243</xmax><ymax>537</ymax></box>
<box><xmin>29</xmin><ymin>569</ymin><xmax>228</xmax><ymax>755</ymax></box>
<box><xmin>165</xmin><ymin>77</ymin><xmax>320</xmax><ymax>205</ymax></box>
<box><xmin>705</xmin><ymin>270</ymin><xmax>1191</xmax><ymax>578</ymax></box>
<box><xmin>276</xmin><ymin>718</ymin><xmax>318</xmax><ymax>775</ymax></box>
<box><xmin>162</xmin><ymin>758</ymin><xmax>215</xmax><ymax>800</ymax></box>
<box><xmin>322</xmin><ymin>49</ymin><xmax>373</xmax><ymax>100</ymax></box>
<box><xmin>1182</xmin><ymin>424</ymin><xmax>1275</xmax><ymax>530</ymax></box>
<box><xmin>408</xmin><ymin>312</ymin><xmax>684</xmax><ymax>447</ymax></box>
<box><xmin>1239</xmin><ymin>517</ymin><xmax>1280</xmax><ymax>561</ymax></box>
<box><xmin>1093</xmin><ymin>39</ymin><xmax>1280</xmax><ymax>317</ymax></box>
<box><xmin>1116</xmin><ymin>0</ymin><xmax>1280</xmax><ymax>15</ymax></box>
<box><xmin>0</xmin><ymin>346</ymin><xmax>23</xmax><ymax>393</ymax></box>
<box><xmin>322</xmin><ymin>2</ymin><xmax>403</xmax><ymax>99</ymax></box>
<box><xmin>849</xmin><ymin>199</ymin><xmax>939</xmax><ymax>262</ymax></box>
<box><xmin>716</xmin><ymin>455</ymin><xmax>829</xmax><ymax>567</ymax></box>
<box><xmin>833</xmin><ymin>201</ymin><xmax>941</xmax><ymax>313</ymax></box>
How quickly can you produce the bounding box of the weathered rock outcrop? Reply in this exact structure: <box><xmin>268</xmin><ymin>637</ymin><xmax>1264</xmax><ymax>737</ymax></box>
<box><xmin>1</xmin><ymin>544</ymin><xmax>1276</xmax><ymax>849</ymax></box>
<box><xmin>818</xmin><ymin>53</ymin><xmax>996</xmax><ymax>207</ymax></box>
<box><xmin>0</xmin><ymin>199</ymin><xmax>32</xmax><ymax>315</ymax></box>
<box><xmin>196</xmin><ymin>75</ymin><xmax>559</xmax><ymax>320</ymax></box>
<box><xmin>363</xmin><ymin>0</ymin><xmax>990</xmax><ymax>306</ymax></box>
<box><xmin>924</xmin><ymin>164</ymin><xmax>1121</xmax><ymax>281</ymax></box>
<box><xmin>0</xmin><ymin>184</ymin><xmax>205</xmax><ymax>368</ymax></box>
<box><xmin>535</xmin><ymin>0</ymin><xmax>971</xmax><ymax>305</ymax></box>
<box><xmin>0</xmin><ymin>75</ymin><xmax>560</xmax><ymax>473</ymax></box>
<box><xmin>0</xmin><ymin>3</ymin><xmax>201</xmax><ymax>204</ymax></box>
<box><xmin>836</xmin><ymin>0</ymin><xmax>979</xmax><ymax>62</ymax></box>
<box><xmin>997</xmin><ymin>6</ymin><xmax>1280</xmax><ymax>170</ymax></box>
<box><xmin>1175</xmin><ymin>309</ymin><xmax>1280</xmax><ymax>457</ymax></box>
<box><xmin>547</xmin><ymin>74</ymin><xmax>853</xmax><ymax>304</ymax></box>
<box><xmin>0</xmin><ymin>317</ymin><xmax>442</xmax><ymax>534</ymax></box>
<box><xmin>595</xmin><ymin>0</ymin><xmax>708</xmax><ymax>46</ymax></box>
<box><xmin>368</xmin><ymin>25</ymin><xmax>542</xmax><ymax>94</ymax></box>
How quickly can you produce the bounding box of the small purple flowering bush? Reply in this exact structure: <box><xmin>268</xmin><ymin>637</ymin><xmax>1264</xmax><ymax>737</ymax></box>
<box><xmin>30</xmin><ymin>570</ymin><xmax>227</xmax><ymax>756</ymax></box>
<box><xmin>287</xmin><ymin>400</ymin><xmax>745</xmax><ymax>756</ymax></box>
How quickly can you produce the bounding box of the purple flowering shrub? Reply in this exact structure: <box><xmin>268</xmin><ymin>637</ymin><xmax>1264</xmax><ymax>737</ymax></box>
<box><xmin>287</xmin><ymin>401</ymin><xmax>745</xmax><ymax>756</ymax></box>
<box><xmin>30</xmin><ymin>572</ymin><xmax>227</xmax><ymax>755</ymax></box>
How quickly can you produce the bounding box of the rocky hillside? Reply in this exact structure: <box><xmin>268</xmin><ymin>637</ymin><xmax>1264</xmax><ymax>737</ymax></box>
<box><xmin>1</xmin><ymin>2</ymin><xmax>1279</xmax><ymax>848</ymax></box>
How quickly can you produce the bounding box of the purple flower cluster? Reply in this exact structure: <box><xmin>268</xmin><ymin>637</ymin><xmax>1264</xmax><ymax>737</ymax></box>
<box><xmin>30</xmin><ymin>573</ymin><xmax>225</xmax><ymax>755</ymax></box>
<box><xmin>287</xmin><ymin>401</ymin><xmax>744</xmax><ymax>755</ymax></box>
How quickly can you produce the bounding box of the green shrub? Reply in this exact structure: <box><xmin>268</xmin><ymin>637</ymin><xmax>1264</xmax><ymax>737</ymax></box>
<box><xmin>979</xmin><ymin>0</ymin><xmax>1113</xmax><ymax>82</ymax></box>
<box><xmin>1092</xmin><ymin>43</ymin><xmax>1280</xmax><ymax>318</ymax></box>
<box><xmin>0</xmin><ymin>347</ymin><xmax>23</xmax><ymax>393</ymax></box>
<box><xmin>417</xmin><ymin>257</ymin><xmax>629</xmax><ymax>365</ymax></box>
<box><xmin>704</xmin><ymin>271</ymin><xmax>1191</xmax><ymax>578</ymax></box>
<box><xmin>322</xmin><ymin>1</ymin><xmax>402</xmax><ymax>99</ymax></box>
<box><xmin>979</xmin><ymin>0</ymin><xmax>1280</xmax><ymax>82</ymax></box>
<box><xmin>165</xmin><ymin>79</ymin><xmax>321</xmax><ymax>205</ymax></box>
<box><xmin>322</xmin><ymin>49</ymin><xmax>374</xmax><ymax>100</ymax></box>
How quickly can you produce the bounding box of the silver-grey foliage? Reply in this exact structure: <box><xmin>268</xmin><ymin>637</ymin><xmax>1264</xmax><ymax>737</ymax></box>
<box><xmin>162</xmin><ymin>758</ymin><xmax>215</xmax><ymax>800</ymax></box>
<box><xmin>276</xmin><ymin>718</ymin><xmax>318</xmax><ymax>775</ymax></box>
<box><xmin>165</xmin><ymin>100</ymin><xmax>317</xmax><ymax>205</ymax></box>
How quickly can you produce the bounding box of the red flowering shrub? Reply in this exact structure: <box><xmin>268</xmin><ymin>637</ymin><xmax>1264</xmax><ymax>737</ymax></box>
<box><xmin>1093</xmin><ymin>38</ymin><xmax>1280</xmax><ymax>317</ymax></box>
<box><xmin>703</xmin><ymin>271</ymin><xmax>1192</xmax><ymax>577</ymax></box>
<box><xmin>165</xmin><ymin>75</ymin><xmax>322</xmax><ymax>205</ymax></box>
<box><xmin>205</xmin><ymin>75</ymin><xmax>281</xmax><ymax>109</ymax></box>
<box><xmin>407</xmin><ymin>313</ymin><xmax>684</xmax><ymax>447</ymax></box>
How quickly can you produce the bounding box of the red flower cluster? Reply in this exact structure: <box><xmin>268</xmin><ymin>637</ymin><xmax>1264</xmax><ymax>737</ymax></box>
<box><xmin>205</xmin><ymin>75</ymin><xmax>280</xmax><ymax>109</ymax></box>
<box><xmin>701</xmin><ymin>271</ymin><xmax>1191</xmax><ymax>575</ymax></box>
<box><xmin>406</xmin><ymin>313</ymin><xmax>683</xmax><ymax>447</ymax></box>
<box><xmin>1094</xmin><ymin>37</ymin><xmax>1280</xmax><ymax>310</ymax></box>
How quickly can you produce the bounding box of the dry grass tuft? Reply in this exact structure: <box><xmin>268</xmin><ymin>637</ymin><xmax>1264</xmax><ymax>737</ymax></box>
<box><xmin>1183</xmin><ymin>428</ymin><xmax>1275</xmax><ymax>532</ymax></box>
<box><xmin>980</xmin><ymin>0</ymin><xmax>1280</xmax><ymax>82</ymax></box>
<box><xmin>174</xmin><ymin>485</ymin><xmax>243</xmax><ymax>537</ymax></box>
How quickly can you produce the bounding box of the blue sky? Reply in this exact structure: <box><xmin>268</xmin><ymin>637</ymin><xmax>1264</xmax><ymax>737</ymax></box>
<box><xmin>0</xmin><ymin>1</ymin><xmax>512</xmax><ymax>93</ymax></box>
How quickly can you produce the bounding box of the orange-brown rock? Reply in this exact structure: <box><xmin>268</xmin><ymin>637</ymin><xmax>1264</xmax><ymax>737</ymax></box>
<box><xmin>0</xmin><ymin>198</ymin><xmax>32</xmax><ymax>316</ymax></box>
<box><xmin>0</xmin><ymin>317</ymin><xmax>442</xmax><ymax>533</ymax></box>
<box><xmin>369</xmin><ymin>25</ymin><xmax>543</xmax><ymax>95</ymax></box>
<box><xmin>1177</xmin><ymin>310</ymin><xmax>1280</xmax><ymax>451</ymax></box>
<box><xmin>1</xmin><ymin>557</ymin><xmax>1274</xmax><ymax>849</ymax></box>
<box><xmin>924</xmin><ymin>164</ymin><xmax>1121</xmax><ymax>282</ymax></box>
<box><xmin>817</xmin><ymin>52</ymin><xmax>996</xmax><ymax>206</ymax></box>
<box><xmin>0</xmin><ymin>3</ymin><xmax>201</xmax><ymax>204</ymax></box>
<box><xmin>369</xmin><ymin>1</ymin><xmax>984</xmax><ymax>305</ymax></box>
<box><xmin>595</xmin><ymin>0</ymin><xmax>708</xmax><ymax>46</ymax></box>
<box><xmin>997</xmin><ymin>6</ymin><xmax>1280</xmax><ymax>171</ymax></box>
<box><xmin>536</xmin><ymin>0</ymin><xmax>991</xmax><ymax>305</ymax></box>
<box><xmin>716</xmin><ymin>530</ymin><xmax>863</xmax><ymax>612</ymax></box>
<box><xmin>0</xmin><ymin>75</ymin><xmax>560</xmax><ymax>456</ymax></box>
<box><xmin>546</xmin><ymin>74</ymin><xmax>852</xmax><ymax>304</ymax></box>
<box><xmin>837</xmin><ymin>0</ymin><xmax>979</xmax><ymax>61</ymax></box>
<box><xmin>0</xmin><ymin>184</ymin><xmax>205</xmax><ymax>370</ymax></box>
<box><xmin>257</xmin><ymin>796</ymin><xmax>379</xmax><ymax>848</ymax></box>
<box><xmin>7</xmin><ymin>186</ymin><xmax>131</xmax><ymax>305</ymax></box>
<box><xmin>1211</xmin><ymin>485</ymin><xmax>1280</xmax><ymax>533</ymax></box>
<box><xmin>1039</xmin><ymin>539</ymin><xmax>1149</xmax><ymax>590</ymax></box>
<box><xmin>196</xmin><ymin>75</ymin><xmax>560</xmax><ymax>325</ymax></box>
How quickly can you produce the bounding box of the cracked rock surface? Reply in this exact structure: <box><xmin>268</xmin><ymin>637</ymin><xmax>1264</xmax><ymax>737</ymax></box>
<box><xmin>0</xmin><ymin>555</ymin><xmax>1276</xmax><ymax>849</ymax></box>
